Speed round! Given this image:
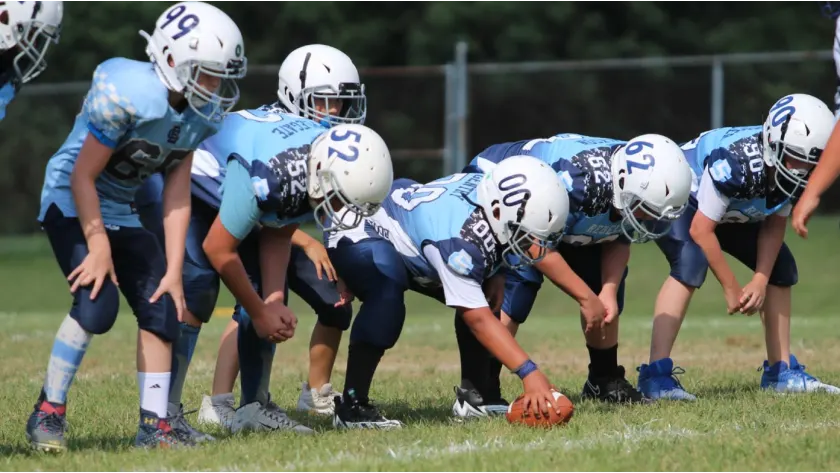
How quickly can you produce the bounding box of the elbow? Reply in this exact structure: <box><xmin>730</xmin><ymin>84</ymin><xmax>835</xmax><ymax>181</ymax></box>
<box><xmin>459</xmin><ymin>307</ymin><xmax>490</xmax><ymax>332</ymax></box>
<box><xmin>688</xmin><ymin>221</ymin><xmax>705</xmax><ymax>243</ymax></box>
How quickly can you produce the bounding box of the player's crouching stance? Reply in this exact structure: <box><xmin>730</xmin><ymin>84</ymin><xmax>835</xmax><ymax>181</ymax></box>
<box><xmin>327</xmin><ymin>156</ymin><xmax>569</xmax><ymax>429</ymax></box>
<box><xmin>453</xmin><ymin>134</ymin><xmax>692</xmax><ymax>416</ymax></box>
<box><xmin>0</xmin><ymin>1</ymin><xmax>62</xmax><ymax>121</ymax></box>
<box><xmin>26</xmin><ymin>1</ymin><xmax>246</xmax><ymax>451</ymax></box>
<box><xmin>638</xmin><ymin>94</ymin><xmax>840</xmax><ymax>401</ymax></box>
<box><xmin>197</xmin><ymin>122</ymin><xmax>392</xmax><ymax>434</ymax></box>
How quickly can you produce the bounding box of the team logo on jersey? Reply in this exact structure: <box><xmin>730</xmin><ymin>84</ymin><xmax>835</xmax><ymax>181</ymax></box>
<box><xmin>447</xmin><ymin>250</ymin><xmax>474</xmax><ymax>276</ymax></box>
<box><xmin>167</xmin><ymin>125</ymin><xmax>181</xmax><ymax>144</ymax></box>
<box><xmin>251</xmin><ymin>177</ymin><xmax>270</xmax><ymax>202</ymax></box>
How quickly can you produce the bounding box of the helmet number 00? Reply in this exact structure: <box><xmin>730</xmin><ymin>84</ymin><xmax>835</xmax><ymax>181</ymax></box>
<box><xmin>162</xmin><ymin>5</ymin><xmax>200</xmax><ymax>40</ymax></box>
<box><xmin>498</xmin><ymin>174</ymin><xmax>530</xmax><ymax>207</ymax></box>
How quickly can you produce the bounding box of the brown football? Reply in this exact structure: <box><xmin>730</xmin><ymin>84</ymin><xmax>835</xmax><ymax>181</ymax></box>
<box><xmin>505</xmin><ymin>390</ymin><xmax>574</xmax><ymax>427</ymax></box>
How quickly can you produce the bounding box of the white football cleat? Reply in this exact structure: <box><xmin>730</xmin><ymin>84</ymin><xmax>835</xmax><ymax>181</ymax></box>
<box><xmin>231</xmin><ymin>399</ymin><xmax>315</xmax><ymax>435</ymax></box>
<box><xmin>197</xmin><ymin>393</ymin><xmax>236</xmax><ymax>430</ymax></box>
<box><xmin>297</xmin><ymin>382</ymin><xmax>341</xmax><ymax>415</ymax></box>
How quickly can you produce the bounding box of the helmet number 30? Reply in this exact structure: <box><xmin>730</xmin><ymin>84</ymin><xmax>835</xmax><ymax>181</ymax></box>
<box><xmin>162</xmin><ymin>5</ymin><xmax>200</xmax><ymax>40</ymax></box>
<box><xmin>625</xmin><ymin>140</ymin><xmax>656</xmax><ymax>174</ymax></box>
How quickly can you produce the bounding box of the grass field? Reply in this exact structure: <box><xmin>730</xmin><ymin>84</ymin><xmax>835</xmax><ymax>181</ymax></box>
<box><xmin>1</xmin><ymin>218</ymin><xmax>840</xmax><ymax>471</ymax></box>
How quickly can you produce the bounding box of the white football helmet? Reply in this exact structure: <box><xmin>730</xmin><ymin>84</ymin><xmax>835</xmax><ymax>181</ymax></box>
<box><xmin>140</xmin><ymin>1</ymin><xmax>247</xmax><ymax>122</ymax></box>
<box><xmin>762</xmin><ymin>93</ymin><xmax>835</xmax><ymax>198</ymax></box>
<box><xmin>0</xmin><ymin>1</ymin><xmax>62</xmax><ymax>85</ymax></box>
<box><xmin>308</xmin><ymin>124</ymin><xmax>393</xmax><ymax>231</ymax></box>
<box><xmin>277</xmin><ymin>44</ymin><xmax>366</xmax><ymax>127</ymax></box>
<box><xmin>476</xmin><ymin>155</ymin><xmax>569</xmax><ymax>268</ymax></box>
<box><xmin>611</xmin><ymin>134</ymin><xmax>692</xmax><ymax>243</ymax></box>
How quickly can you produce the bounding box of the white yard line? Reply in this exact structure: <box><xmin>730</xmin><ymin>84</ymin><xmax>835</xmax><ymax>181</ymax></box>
<box><xmin>264</xmin><ymin>419</ymin><xmax>840</xmax><ymax>471</ymax></box>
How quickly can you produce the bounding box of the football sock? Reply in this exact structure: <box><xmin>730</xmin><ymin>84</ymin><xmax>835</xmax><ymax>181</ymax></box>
<box><xmin>43</xmin><ymin>315</ymin><xmax>93</xmax><ymax>405</ymax></box>
<box><xmin>237</xmin><ymin>310</ymin><xmax>275</xmax><ymax>406</ymax></box>
<box><xmin>169</xmin><ymin>322</ymin><xmax>200</xmax><ymax>407</ymax></box>
<box><xmin>587</xmin><ymin>344</ymin><xmax>619</xmax><ymax>378</ymax></box>
<box><xmin>485</xmin><ymin>357</ymin><xmax>504</xmax><ymax>401</ymax></box>
<box><xmin>343</xmin><ymin>342</ymin><xmax>384</xmax><ymax>403</ymax></box>
<box><xmin>138</xmin><ymin>372</ymin><xmax>170</xmax><ymax>419</ymax></box>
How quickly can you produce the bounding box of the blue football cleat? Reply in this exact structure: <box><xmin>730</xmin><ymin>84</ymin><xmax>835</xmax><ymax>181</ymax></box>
<box><xmin>637</xmin><ymin>358</ymin><xmax>697</xmax><ymax>401</ymax></box>
<box><xmin>761</xmin><ymin>355</ymin><xmax>840</xmax><ymax>394</ymax></box>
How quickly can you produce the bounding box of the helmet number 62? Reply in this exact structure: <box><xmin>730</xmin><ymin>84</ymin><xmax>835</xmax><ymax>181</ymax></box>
<box><xmin>625</xmin><ymin>141</ymin><xmax>656</xmax><ymax>174</ymax></box>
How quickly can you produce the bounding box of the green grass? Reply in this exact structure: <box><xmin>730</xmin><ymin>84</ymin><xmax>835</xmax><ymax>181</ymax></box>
<box><xmin>1</xmin><ymin>218</ymin><xmax>840</xmax><ymax>470</ymax></box>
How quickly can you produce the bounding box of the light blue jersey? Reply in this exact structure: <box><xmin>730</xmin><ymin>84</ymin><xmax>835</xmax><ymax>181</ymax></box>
<box><xmin>682</xmin><ymin>126</ymin><xmax>789</xmax><ymax>223</ymax></box>
<box><xmin>0</xmin><ymin>82</ymin><xmax>15</xmax><ymax>122</ymax></box>
<box><xmin>203</xmin><ymin>104</ymin><xmax>327</xmax><ymax>240</ymax></box>
<box><xmin>470</xmin><ymin>133</ymin><xmax>627</xmax><ymax>246</ymax></box>
<box><xmin>333</xmin><ymin>174</ymin><xmax>502</xmax><ymax>288</ymax></box>
<box><xmin>38</xmin><ymin>58</ymin><xmax>218</xmax><ymax>227</ymax></box>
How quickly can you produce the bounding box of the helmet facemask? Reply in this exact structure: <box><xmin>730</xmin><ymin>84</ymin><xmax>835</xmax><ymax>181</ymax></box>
<box><xmin>311</xmin><ymin>166</ymin><xmax>380</xmax><ymax>232</ymax></box>
<box><xmin>617</xmin><ymin>195</ymin><xmax>684</xmax><ymax>243</ymax></box>
<box><xmin>298</xmin><ymin>82</ymin><xmax>366</xmax><ymax>127</ymax></box>
<box><xmin>497</xmin><ymin>199</ymin><xmax>563</xmax><ymax>270</ymax></box>
<box><xmin>176</xmin><ymin>57</ymin><xmax>245</xmax><ymax>122</ymax></box>
<box><xmin>764</xmin><ymin>115</ymin><xmax>822</xmax><ymax>200</ymax></box>
<box><xmin>7</xmin><ymin>17</ymin><xmax>60</xmax><ymax>84</ymax></box>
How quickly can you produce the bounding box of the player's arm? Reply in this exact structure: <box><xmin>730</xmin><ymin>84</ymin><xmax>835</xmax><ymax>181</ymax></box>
<box><xmin>424</xmin><ymin>245</ymin><xmax>560</xmax><ymax>416</ymax></box>
<box><xmin>203</xmin><ymin>160</ymin><xmax>271</xmax><ymax>331</ymax></box>
<box><xmin>689</xmin><ymin>170</ymin><xmax>741</xmax><ymax>314</ymax></box>
<box><xmin>600</xmin><ymin>240</ymin><xmax>630</xmax><ymax>323</ymax></box>
<box><xmin>291</xmin><ymin>228</ymin><xmax>337</xmax><ymax>281</ymax></box>
<box><xmin>792</xmin><ymin>121</ymin><xmax>840</xmax><ymax>237</ymax></box>
<box><xmin>534</xmin><ymin>249</ymin><xmax>605</xmax><ymax>331</ymax></box>
<box><xmin>258</xmin><ymin>225</ymin><xmax>298</xmax><ymax>339</ymax></box>
<box><xmin>740</xmin><ymin>209</ymin><xmax>788</xmax><ymax>314</ymax></box>
<box><xmin>68</xmin><ymin>72</ymin><xmax>135</xmax><ymax>298</ymax></box>
<box><xmin>160</xmin><ymin>153</ymin><xmax>192</xmax><ymax>275</ymax></box>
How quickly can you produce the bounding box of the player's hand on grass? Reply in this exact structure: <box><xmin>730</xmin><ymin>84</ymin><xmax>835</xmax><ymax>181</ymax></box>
<box><xmin>483</xmin><ymin>273</ymin><xmax>506</xmax><ymax>314</ymax></box>
<box><xmin>723</xmin><ymin>282</ymin><xmax>742</xmax><ymax>315</ymax></box>
<box><xmin>68</xmin><ymin>245</ymin><xmax>118</xmax><ymax>300</ymax></box>
<box><xmin>739</xmin><ymin>278</ymin><xmax>767</xmax><ymax>315</ymax></box>
<box><xmin>579</xmin><ymin>293</ymin><xmax>606</xmax><ymax>334</ymax></box>
<box><xmin>334</xmin><ymin>278</ymin><xmax>355</xmax><ymax>307</ymax></box>
<box><xmin>791</xmin><ymin>194</ymin><xmax>819</xmax><ymax>239</ymax></box>
<box><xmin>521</xmin><ymin>370</ymin><xmax>561</xmax><ymax>417</ymax></box>
<box><xmin>302</xmin><ymin>239</ymin><xmax>338</xmax><ymax>282</ymax></box>
<box><xmin>149</xmin><ymin>271</ymin><xmax>186</xmax><ymax>321</ymax></box>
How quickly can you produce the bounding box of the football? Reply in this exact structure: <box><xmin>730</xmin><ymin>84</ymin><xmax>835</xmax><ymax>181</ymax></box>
<box><xmin>505</xmin><ymin>390</ymin><xmax>574</xmax><ymax>427</ymax></box>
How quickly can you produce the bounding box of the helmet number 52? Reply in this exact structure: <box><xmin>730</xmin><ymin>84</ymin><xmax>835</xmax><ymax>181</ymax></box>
<box><xmin>625</xmin><ymin>141</ymin><xmax>655</xmax><ymax>174</ymax></box>
<box><xmin>162</xmin><ymin>5</ymin><xmax>200</xmax><ymax>40</ymax></box>
<box><xmin>328</xmin><ymin>128</ymin><xmax>363</xmax><ymax>162</ymax></box>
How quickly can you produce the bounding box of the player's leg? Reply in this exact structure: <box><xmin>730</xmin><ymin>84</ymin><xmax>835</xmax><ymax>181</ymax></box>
<box><xmin>198</xmin><ymin>318</ymin><xmax>238</xmax><ymax>428</ymax></box>
<box><xmin>137</xmin><ymin>185</ymin><xmax>219</xmax><ymax>440</ymax></box>
<box><xmin>26</xmin><ymin>205</ymin><xmax>121</xmax><ymax>452</ymax></box>
<box><xmin>109</xmin><ymin>225</ymin><xmax>185</xmax><ymax>448</ymax></box>
<box><xmin>229</xmin><ymin>231</ymin><xmax>313</xmax><ymax>435</ymax></box>
<box><xmin>286</xmin><ymin>247</ymin><xmax>350</xmax><ymax>415</ymax></box>
<box><xmin>557</xmin><ymin>244</ymin><xmax>644</xmax><ymax>404</ymax></box>
<box><xmin>637</xmin><ymin>205</ymin><xmax>706</xmax><ymax>401</ymax></box>
<box><xmin>329</xmin><ymin>237</ymin><xmax>407</xmax><ymax>429</ymax></box>
<box><xmin>719</xmin><ymin>226</ymin><xmax>839</xmax><ymax>393</ymax></box>
<box><xmin>453</xmin><ymin>267</ymin><xmax>540</xmax><ymax>418</ymax></box>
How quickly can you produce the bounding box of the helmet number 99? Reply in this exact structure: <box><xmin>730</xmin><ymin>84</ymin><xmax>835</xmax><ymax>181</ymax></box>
<box><xmin>625</xmin><ymin>141</ymin><xmax>655</xmax><ymax>174</ymax></box>
<box><xmin>328</xmin><ymin>128</ymin><xmax>363</xmax><ymax>162</ymax></box>
<box><xmin>162</xmin><ymin>5</ymin><xmax>200</xmax><ymax>40</ymax></box>
<box><xmin>498</xmin><ymin>174</ymin><xmax>530</xmax><ymax>207</ymax></box>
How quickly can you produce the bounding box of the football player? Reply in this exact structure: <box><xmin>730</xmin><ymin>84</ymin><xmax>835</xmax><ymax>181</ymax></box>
<box><xmin>0</xmin><ymin>1</ymin><xmax>62</xmax><ymax>121</ymax></box>
<box><xmin>637</xmin><ymin>94</ymin><xmax>840</xmax><ymax>400</ymax></box>
<box><xmin>26</xmin><ymin>1</ymin><xmax>246</xmax><ymax>451</ymax></box>
<box><xmin>135</xmin><ymin>44</ymin><xmax>366</xmax><ymax>437</ymax></box>
<box><xmin>454</xmin><ymin>134</ymin><xmax>692</xmax><ymax>417</ymax></box>
<box><xmin>327</xmin><ymin>155</ymin><xmax>569</xmax><ymax>429</ymax></box>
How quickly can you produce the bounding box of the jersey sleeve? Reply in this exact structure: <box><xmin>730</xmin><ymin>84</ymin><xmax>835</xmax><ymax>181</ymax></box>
<box><xmin>82</xmin><ymin>60</ymin><xmax>142</xmax><ymax>148</ymax></box>
<box><xmin>422</xmin><ymin>244</ymin><xmax>489</xmax><ymax>309</ymax></box>
<box><xmin>219</xmin><ymin>158</ymin><xmax>262</xmax><ymax>241</ymax></box>
<box><xmin>696</xmin><ymin>165</ymin><xmax>731</xmax><ymax>222</ymax></box>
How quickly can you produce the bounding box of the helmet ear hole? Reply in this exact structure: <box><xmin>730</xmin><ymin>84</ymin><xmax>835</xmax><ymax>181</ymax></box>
<box><xmin>0</xmin><ymin>11</ymin><xmax>9</xmax><ymax>26</ymax></box>
<box><xmin>492</xmin><ymin>200</ymin><xmax>500</xmax><ymax>220</ymax></box>
<box><xmin>617</xmin><ymin>176</ymin><xmax>625</xmax><ymax>190</ymax></box>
